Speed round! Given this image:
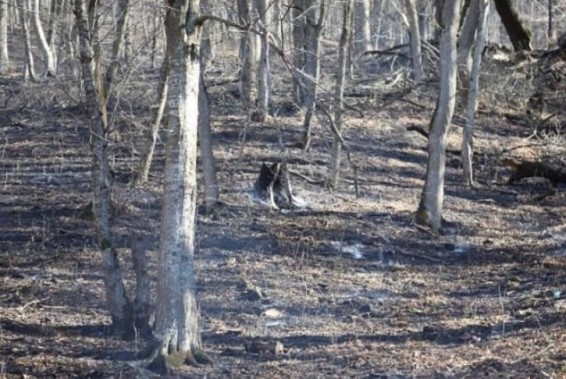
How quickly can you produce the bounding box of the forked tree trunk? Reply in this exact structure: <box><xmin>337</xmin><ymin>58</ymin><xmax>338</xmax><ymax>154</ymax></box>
<box><xmin>253</xmin><ymin>0</ymin><xmax>271</xmax><ymax>122</ymax></box>
<box><xmin>19</xmin><ymin>0</ymin><xmax>37</xmax><ymax>81</ymax></box>
<box><xmin>415</xmin><ymin>0</ymin><xmax>461</xmax><ymax>234</ymax></box>
<box><xmin>328</xmin><ymin>0</ymin><xmax>352</xmax><ymax>188</ymax></box>
<box><xmin>404</xmin><ymin>0</ymin><xmax>424</xmax><ymax>82</ymax></box>
<box><xmin>34</xmin><ymin>0</ymin><xmax>56</xmax><ymax>76</ymax></box>
<box><xmin>135</xmin><ymin>59</ymin><xmax>169</xmax><ymax>185</ymax></box>
<box><xmin>74</xmin><ymin>0</ymin><xmax>134</xmax><ymax>339</ymax></box>
<box><xmin>461</xmin><ymin>0</ymin><xmax>488</xmax><ymax>186</ymax></box>
<box><xmin>494</xmin><ymin>0</ymin><xmax>531</xmax><ymax>51</ymax></box>
<box><xmin>301</xmin><ymin>0</ymin><xmax>325</xmax><ymax>151</ymax></box>
<box><xmin>148</xmin><ymin>0</ymin><xmax>208</xmax><ymax>373</ymax></box>
<box><xmin>0</xmin><ymin>0</ymin><xmax>8</xmax><ymax>74</ymax></box>
<box><xmin>457</xmin><ymin>0</ymin><xmax>479</xmax><ymax>105</ymax></box>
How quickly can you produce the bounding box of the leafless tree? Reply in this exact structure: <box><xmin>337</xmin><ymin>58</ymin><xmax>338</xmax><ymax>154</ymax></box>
<box><xmin>74</xmin><ymin>0</ymin><xmax>133</xmax><ymax>338</ymax></box>
<box><xmin>253</xmin><ymin>0</ymin><xmax>271</xmax><ymax>122</ymax></box>
<box><xmin>404</xmin><ymin>0</ymin><xmax>424</xmax><ymax>82</ymax></box>
<box><xmin>415</xmin><ymin>0</ymin><xmax>462</xmax><ymax>233</ymax></box>
<box><xmin>238</xmin><ymin>0</ymin><xmax>259</xmax><ymax>109</ymax></box>
<box><xmin>33</xmin><ymin>0</ymin><xmax>56</xmax><ymax>76</ymax></box>
<box><xmin>462</xmin><ymin>0</ymin><xmax>489</xmax><ymax>186</ymax></box>
<box><xmin>328</xmin><ymin>0</ymin><xmax>353</xmax><ymax>188</ymax></box>
<box><xmin>494</xmin><ymin>0</ymin><xmax>532</xmax><ymax>51</ymax></box>
<box><xmin>0</xmin><ymin>0</ymin><xmax>9</xmax><ymax>74</ymax></box>
<box><xmin>147</xmin><ymin>0</ymin><xmax>210</xmax><ymax>372</ymax></box>
<box><xmin>300</xmin><ymin>0</ymin><xmax>325</xmax><ymax>151</ymax></box>
<box><xmin>19</xmin><ymin>0</ymin><xmax>37</xmax><ymax>81</ymax></box>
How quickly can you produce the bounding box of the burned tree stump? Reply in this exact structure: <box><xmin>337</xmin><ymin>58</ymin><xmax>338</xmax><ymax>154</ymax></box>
<box><xmin>253</xmin><ymin>161</ymin><xmax>299</xmax><ymax>209</ymax></box>
<box><xmin>502</xmin><ymin>158</ymin><xmax>566</xmax><ymax>186</ymax></box>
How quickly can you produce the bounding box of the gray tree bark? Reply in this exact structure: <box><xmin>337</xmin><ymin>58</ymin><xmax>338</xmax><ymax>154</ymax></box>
<box><xmin>19</xmin><ymin>0</ymin><xmax>37</xmax><ymax>81</ymax></box>
<box><xmin>328</xmin><ymin>0</ymin><xmax>353</xmax><ymax>188</ymax></box>
<box><xmin>104</xmin><ymin>0</ymin><xmax>130</xmax><ymax>106</ymax></box>
<box><xmin>0</xmin><ymin>0</ymin><xmax>9</xmax><ymax>74</ymax></box>
<box><xmin>198</xmin><ymin>72</ymin><xmax>219</xmax><ymax>209</ymax></box>
<box><xmin>301</xmin><ymin>0</ymin><xmax>325</xmax><ymax>151</ymax></box>
<box><xmin>148</xmin><ymin>0</ymin><xmax>208</xmax><ymax>373</ymax></box>
<box><xmin>74</xmin><ymin>0</ymin><xmax>133</xmax><ymax>338</ymax></box>
<box><xmin>404</xmin><ymin>0</ymin><xmax>424</xmax><ymax>82</ymax></box>
<box><xmin>457</xmin><ymin>0</ymin><xmax>479</xmax><ymax>106</ymax></box>
<box><xmin>353</xmin><ymin>0</ymin><xmax>371</xmax><ymax>58</ymax></box>
<box><xmin>291</xmin><ymin>1</ymin><xmax>305</xmax><ymax>104</ymax></box>
<box><xmin>237</xmin><ymin>0</ymin><xmax>259</xmax><ymax>109</ymax></box>
<box><xmin>253</xmin><ymin>0</ymin><xmax>271</xmax><ymax>122</ymax></box>
<box><xmin>415</xmin><ymin>0</ymin><xmax>462</xmax><ymax>233</ymax></box>
<box><xmin>34</xmin><ymin>0</ymin><xmax>56</xmax><ymax>76</ymax></box>
<box><xmin>461</xmin><ymin>0</ymin><xmax>488</xmax><ymax>186</ymax></box>
<box><xmin>134</xmin><ymin>59</ymin><xmax>169</xmax><ymax>185</ymax></box>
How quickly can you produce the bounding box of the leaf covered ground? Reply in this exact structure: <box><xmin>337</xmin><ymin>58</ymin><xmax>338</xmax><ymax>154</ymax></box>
<box><xmin>0</xmin><ymin>54</ymin><xmax>565</xmax><ymax>378</ymax></box>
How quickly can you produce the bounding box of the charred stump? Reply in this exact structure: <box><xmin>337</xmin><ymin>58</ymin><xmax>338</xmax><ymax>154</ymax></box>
<box><xmin>253</xmin><ymin>161</ymin><xmax>298</xmax><ymax>209</ymax></box>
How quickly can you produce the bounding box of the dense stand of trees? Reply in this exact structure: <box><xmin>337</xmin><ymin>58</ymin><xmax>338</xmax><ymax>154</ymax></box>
<box><xmin>0</xmin><ymin>0</ymin><xmax>563</xmax><ymax>373</ymax></box>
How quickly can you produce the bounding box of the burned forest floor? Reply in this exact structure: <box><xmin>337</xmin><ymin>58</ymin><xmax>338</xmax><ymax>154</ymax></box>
<box><xmin>1</xmin><ymin>55</ymin><xmax>566</xmax><ymax>378</ymax></box>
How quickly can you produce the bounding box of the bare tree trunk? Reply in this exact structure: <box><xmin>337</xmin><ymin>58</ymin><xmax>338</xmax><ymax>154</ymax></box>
<box><xmin>197</xmin><ymin>0</ymin><xmax>218</xmax><ymax>207</ymax></box>
<box><xmin>237</xmin><ymin>0</ymin><xmax>258</xmax><ymax>109</ymax></box>
<box><xmin>433</xmin><ymin>0</ymin><xmax>444</xmax><ymax>43</ymax></box>
<box><xmin>34</xmin><ymin>0</ymin><xmax>56</xmax><ymax>76</ymax></box>
<box><xmin>301</xmin><ymin>0</ymin><xmax>325</xmax><ymax>151</ymax></box>
<box><xmin>198</xmin><ymin>72</ymin><xmax>219</xmax><ymax>209</ymax></box>
<box><xmin>104</xmin><ymin>0</ymin><xmax>130</xmax><ymax>107</ymax></box>
<box><xmin>148</xmin><ymin>0</ymin><xmax>208</xmax><ymax>373</ymax></box>
<box><xmin>415</xmin><ymin>0</ymin><xmax>461</xmax><ymax>234</ymax></box>
<box><xmin>404</xmin><ymin>0</ymin><xmax>424</xmax><ymax>82</ymax></box>
<box><xmin>291</xmin><ymin>1</ymin><xmax>305</xmax><ymax>105</ymax></box>
<box><xmin>461</xmin><ymin>0</ymin><xmax>488</xmax><ymax>187</ymax></box>
<box><xmin>74</xmin><ymin>0</ymin><xmax>133</xmax><ymax>339</ymax></box>
<box><xmin>272</xmin><ymin>0</ymin><xmax>282</xmax><ymax>44</ymax></box>
<box><xmin>0</xmin><ymin>0</ymin><xmax>9</xmax><ymax>74</ymax></box>
<box><xmin>547</xmin><ymin>0</ymin><xmax>554</xmax><ymax>43</ymax></box>
<box><xmin>47</xmin><ymin>0</ymin><xmax>62</xmax><ymax>70</ymax></box>
<box><xmin>494</xmin><ymin>0</ymin><xmax>531</xmax><ymax>51</ymax></box>
<box><xmin>353</xmin><ymin>0</ymin><xmax>371</xmax><ymax>58</ymax></box>
<box><xmin>19</xmin><ymin>0</ymin><xmax>37</xmax><ymax>81</ymax></box>
<box><xmin>457</xmin><ymin>0</ymin><xmax>479</xmax><ymax>105</ymax></box>
<box><xmin>328</xmin><ymin>0</ymin><xmax>353</xmax><ymax>188</ymax></box>
<box><xmin>252</xmin><ymin>0</ymin><xmax>271</xmax><ymax>122</ymax></box>
<box><xmin>200</xmin><ymin>0</ymin><xmax>214</xmax><ymax>71</ymax></box>
<box><xmin>135</xmin><ymin>59</ymin><xmax>169</xmax><ymax>185</ymax></box>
